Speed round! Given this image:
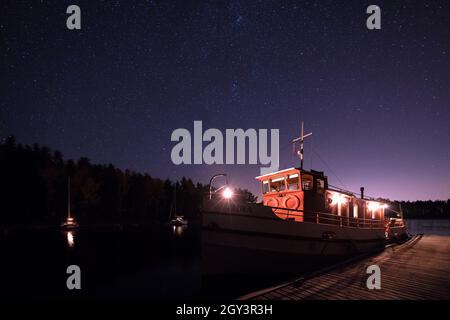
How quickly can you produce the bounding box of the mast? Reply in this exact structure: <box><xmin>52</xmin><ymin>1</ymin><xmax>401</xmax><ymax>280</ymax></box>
<box><xmin>67</xmin><ymin>176</ymin><xmax>71</xmax><ymax>219</ymax></box>
<box><xmin>174</xmin><ymin>181</ymin><xmax>177</xmax><ymax>217</ymax></box>
<box><xmin>169</xmin><ymin>181</ymin><xmax>177</xmax><ymax>220</ymax></box>
<box><xmin>292</xmin><ymin>121</ymin><xmax>312</xmax><ymax>170</ymax></box>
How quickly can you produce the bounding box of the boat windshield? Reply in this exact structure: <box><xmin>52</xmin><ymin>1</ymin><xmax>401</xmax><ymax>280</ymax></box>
<box><xmin>262</xmin><ymin>180</ymin><xmax>270</xmax><ymax>194</ymax></box>
<box><xmin>270</xmin><ymin>177</ymin><xmax>286</xmax><ymax>192</ymax></box>
<box><xmin>301</xmin><ymin>174</ymin><xmax>313</xmax><ymax>191</ymax></box>
<box><xmin>316</xmin><ymin>177</ymin><xmax>325</xmax><ymax>194</ymax></box>
<box><xmin>287</xmin><ymin>174</ymin><xmax>299</xmax><ymax>190</ymax></box>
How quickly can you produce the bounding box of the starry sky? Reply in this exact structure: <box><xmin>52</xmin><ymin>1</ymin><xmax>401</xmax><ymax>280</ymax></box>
<box><xmin>1</xmin><ymin>0</ymin><xmax>449</xmax><ymax>201</ymax></box>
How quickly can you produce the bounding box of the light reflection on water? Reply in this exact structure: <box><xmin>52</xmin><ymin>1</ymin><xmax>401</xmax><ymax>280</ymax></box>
<box><xmin>63</xmin><ymin>225</ymin><xmax>189</xmax><ymax>249</ymax></box>
<box><xmin>173</xmin><ymin>225</ymin><xmax>186</xmax><ymax>236</ymax></box>
<box><xmin>1</xmin><ymin>224</ymin><xmax>201</xmax><ymax>300</ymax></box>
<box><xmin>66</xmin><ymin>231</ymin><xmax>75</xmax><ymax>247</ymax></box>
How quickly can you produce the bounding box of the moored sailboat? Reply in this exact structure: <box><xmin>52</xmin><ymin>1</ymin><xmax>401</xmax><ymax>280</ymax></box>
<box><xmin>61</xmin><ymin>177</ymin><xmax>79</xmax><ymax>230</ymax></box>
<box><xmin>169</xmin><ymin>181</ymin><xmax>188</xmax><ymax>227</ymax></box>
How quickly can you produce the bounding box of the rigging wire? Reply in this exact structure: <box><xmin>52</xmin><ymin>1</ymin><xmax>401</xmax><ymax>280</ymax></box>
<box><xmin>280</xmin><ymin>133</ymin><xmax>345</xmax><ymax>190</ymax></box>
<box><xmin>311</xmin><ymin>146</ymin><xmax>348</xmax><ymax>190</ymax></box>
<box><xmin>275</xmin><ymin>130</ymin><xmax>388</xmax><ymax>202</ymax></box>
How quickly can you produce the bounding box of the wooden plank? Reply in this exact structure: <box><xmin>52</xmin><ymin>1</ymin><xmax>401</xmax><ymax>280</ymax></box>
<box><xmin>245</xmin><ymin>235</ymin><xmax>450</xmax><ymax>300</ymax></box>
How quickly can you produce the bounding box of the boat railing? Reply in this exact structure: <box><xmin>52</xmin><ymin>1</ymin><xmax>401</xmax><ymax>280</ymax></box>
<box><xmin>203</xmin><ymin>195</ymin><xmax>385</xmax><ymax>229</ymax></box>
<box><xmin>266</xmin><ymin>206</ymin><xmax>384</xmax><ymax>229</ymax></box>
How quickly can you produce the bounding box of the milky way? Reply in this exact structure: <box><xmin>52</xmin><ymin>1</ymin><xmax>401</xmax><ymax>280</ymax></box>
<box><xmin>1</xmin><ymin>0</ymin><xmax>449</xmax><ymax>200</ymax></box>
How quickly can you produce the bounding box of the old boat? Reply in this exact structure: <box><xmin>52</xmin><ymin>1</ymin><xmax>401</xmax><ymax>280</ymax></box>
<box><xmin>202</xmin><ymin>123</ymin><xmax>407</xmax><ymax>275</ymax></box>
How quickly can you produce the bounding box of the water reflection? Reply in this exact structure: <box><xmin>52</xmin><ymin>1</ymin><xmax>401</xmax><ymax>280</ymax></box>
<box><xmin>173</xmin><ymin>225</ymin><xmax>186</xmax><ymax>237</ymax></box>
<box><xmin>66</xmin><ymin>231</ymin><xmax>75</xmax><ymax>247</ymax></box>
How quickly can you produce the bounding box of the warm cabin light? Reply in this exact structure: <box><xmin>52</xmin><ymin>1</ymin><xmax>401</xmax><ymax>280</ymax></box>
<box><xmin>330</xmin><ymin>193</ymin><xmax>347</xmax><ymax>206</ymax></box>
<box><xmin>223</xmin><ymin>187</ymin><xmax>233</xmax><ymax>199</ymax></box>
<box><xmin>381</xmin><ymin>203</ymin><xmax>389</xmax><ymax>209</ymax></box>
<box><xmin>330</xmin><ymin>193</ymin><xmax>339</xmax><ymax>205</ymax></box>
<box><xmin>368</xmin><ymin>202</ymin><xmax>380</xmax><ymax>211</ymax></box>
<box><xmin>339</xmin><ymin>195</ymin><xmax>347</xmax><ymax>205</ymax></box>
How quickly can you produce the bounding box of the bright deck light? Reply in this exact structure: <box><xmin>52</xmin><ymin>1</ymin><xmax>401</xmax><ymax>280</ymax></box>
<box><xmin>368</xmin><ymin>202</ymin><xmax>380</xmax><ymax>211</ymax></box>
<box><xmin>330</xmin><ymin>193</ymin><xmax>339</xmax><ymax>205</ymax></box>
<box><xmin>223</xmin><ymin>187</ymin><xmax>233</xmax><ymax>199</ymax></box>
<box><xmin>330</xmin><ymin>193</ymin><xmax>347</xmax><ymax>206</ymax></box>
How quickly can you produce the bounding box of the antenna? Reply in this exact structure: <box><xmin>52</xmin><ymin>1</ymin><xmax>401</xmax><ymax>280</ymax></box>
<box><xmin>174</xmin><ymin>181</ymin><xmax>177</xmax><ymax>217</ymax></box>
<box><xmin>67</xmin><ymin>176</ymin><xmax>71</xmax><ymax>219</ymax></box>
<box><xmin>292</xmin><ymin>121</ymin><xmax>312</xmax><ymax>170</ymax></box>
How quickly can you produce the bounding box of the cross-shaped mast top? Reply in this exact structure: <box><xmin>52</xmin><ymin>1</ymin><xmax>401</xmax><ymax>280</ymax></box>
<box><xmin>292</xmin><ymin>121</ymin><xmax>312</xmax><ymax>170</ymax></box>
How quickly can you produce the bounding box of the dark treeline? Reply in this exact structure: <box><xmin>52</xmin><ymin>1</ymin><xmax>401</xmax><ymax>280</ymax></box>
<box><xmin>0</xmin><ymin>137</ymin><xmax>255</xmax><ymax>226</ymax></box>
<box><xmin>400</xmin><ymin>200</ymin><xmax>450</xmax><ymax>219</ymax></box>
<box><xmin>1</xmin><ymin>137</ymin><xmax>448</xmax><ymax>225</ymax></box>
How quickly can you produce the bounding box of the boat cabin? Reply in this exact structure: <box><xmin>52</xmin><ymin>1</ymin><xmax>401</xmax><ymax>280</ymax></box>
<box><xmin>256</xmin><ymin>168</ymin><xmax>327</xmax><ymax>222</ymax></box>
<box><xmin>256</xmin><ymin>168</ymin><xmax>386</xmax><ymax>226</ymax></box>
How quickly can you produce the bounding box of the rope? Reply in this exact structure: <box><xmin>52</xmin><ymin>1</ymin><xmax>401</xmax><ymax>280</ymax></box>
<box><xmin>311</xmin><ymin>147</ymin><xmax>347</xmax><ymax>189</ymax></box>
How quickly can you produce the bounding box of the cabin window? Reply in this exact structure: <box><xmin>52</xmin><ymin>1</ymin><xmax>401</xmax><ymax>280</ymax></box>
<box><xmin>301</xmin><ymin>174</ymin><xmax>313</xmax><ymax>191</ymax></box>
<box><xmin>316</xmin><ymin>178</ymin><xmax>325</xmax><ymax>194</ymax></box>
<box><xmin>262</xmin><ymin>181</ymin><xmax>269</xmax><ymax>194</ymax></box>
<box><xmin>353</xmin><ymin>203</ymin><xmax>359</xmax><ymax>218</ymax></box>
<box><xmin>287</xmin><ymin>174</ymin><xmax>299</xmax><ymax>190</ymax></box>
<box><xmin>270</xmin><ymin>177</ymin><xmax>286</xmax><ymax>192</ymax></box>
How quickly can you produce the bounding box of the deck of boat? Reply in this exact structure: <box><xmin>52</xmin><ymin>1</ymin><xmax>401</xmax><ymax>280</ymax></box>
<box><xmin>240</xmin><ymin>234</ymin><xmax>450</xmax><ymax>300</ymax></box>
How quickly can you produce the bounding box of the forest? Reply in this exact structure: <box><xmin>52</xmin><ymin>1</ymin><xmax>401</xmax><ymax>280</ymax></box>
<box><xmin>0</xmin><ymin>136</ymin><xmax>448</xmax><ymax>226</ymax></box>
<box><xmin>398</xmin><ymin>200</ymin><xmax>450</xmax><ymax>219</ymax></box>
<box><xmin>0</xmin><ymin>136</ymin><xmax>255</xmax><ymax>226</ymax></box>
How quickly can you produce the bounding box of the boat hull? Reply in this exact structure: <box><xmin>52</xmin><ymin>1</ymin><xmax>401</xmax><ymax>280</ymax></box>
<box><xmin>387</xmin><ymin>225</ymin><xmax>408</xmax><ymax>242</ymax></box>
<box><xmin>61</xmin><ymin>223</ymin><xmax>79</xmax><ymax>230</ymax></box>
<box><xmin>202</xmin><ymin>201</ymin><xmax>387</xmax><ymax>275</ymax></box>
<box><xmin>204</xmin><ymin>245</ymin><xmax>351</xmax><ymax>276</ymax></box>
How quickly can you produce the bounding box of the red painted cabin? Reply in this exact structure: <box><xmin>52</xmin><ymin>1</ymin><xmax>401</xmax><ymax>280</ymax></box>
<box><xmin>256</xmin><ymin>167</ymin><xmax>386</xmax><ymax>226</ymax></box>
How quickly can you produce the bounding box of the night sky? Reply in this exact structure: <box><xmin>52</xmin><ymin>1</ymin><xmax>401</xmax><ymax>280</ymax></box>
<box><xmin>1</xmin><ymin>0</ymin><xmax>449</xmax><ymax>201</ymax></box>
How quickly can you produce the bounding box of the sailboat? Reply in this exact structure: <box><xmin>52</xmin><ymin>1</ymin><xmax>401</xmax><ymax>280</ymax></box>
<box><xmin>61</xmin><ymin>176</ymin><xmax>79</xmax><ymax>230</ymax></box>
<box><xmin>169</xmin><ymin>182</ymin><xmax>188</xmax><ymax>227</ymax></box>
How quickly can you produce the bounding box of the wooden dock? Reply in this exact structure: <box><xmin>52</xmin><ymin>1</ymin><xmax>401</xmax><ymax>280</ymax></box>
<box><xmin>240</xmin><ymin>235</ymin><xmax>450</xmax><ymax>300</ymax></box>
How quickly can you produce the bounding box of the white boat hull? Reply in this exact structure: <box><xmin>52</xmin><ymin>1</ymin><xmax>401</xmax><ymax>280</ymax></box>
<box><xmin>202</xmin><ymin>200</ymin><xmax>390</xmax><ymax>275</ymax></box>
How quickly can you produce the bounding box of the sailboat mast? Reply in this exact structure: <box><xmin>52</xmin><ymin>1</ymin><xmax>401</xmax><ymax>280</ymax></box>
<box><xmin>169</xmin><ymin>181</ymin><xmax>177</xmax><ymax>220</ymax></box>
<box><xmin>67</xmin><ymin>176</ymin><xmax>71</xmax><ymax>219</ymax></box>
<box><xmin>174</xmin><ymin>182</ymin><xmax>177</xmax><ymax>217</ymax></box>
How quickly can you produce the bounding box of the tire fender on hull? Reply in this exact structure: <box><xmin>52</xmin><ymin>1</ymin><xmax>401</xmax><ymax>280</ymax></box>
<box><xmin>283</xmin><ymin>195</ymin><xmax>300</xmax><ymax>209</ymax></box>
<box><xmin>264</xmin><ymin>197</ymin><xmax>279</xmax><ymax>207</ymax></box>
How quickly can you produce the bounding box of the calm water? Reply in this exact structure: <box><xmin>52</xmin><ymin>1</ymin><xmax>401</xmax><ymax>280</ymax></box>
<box><xmin>0</xmin><ymin>224</ymin><xmax>201</xmax><ymax>299</ymax></box>
<box><xmin>406</xmin><ymin>219</ymin><xmax>450</xmax><ymax>236</ymax></box>
<box><xmin>1</xmin><ymin>219</ymin><xmax>448</xmax><ymax>300</ymax></box>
